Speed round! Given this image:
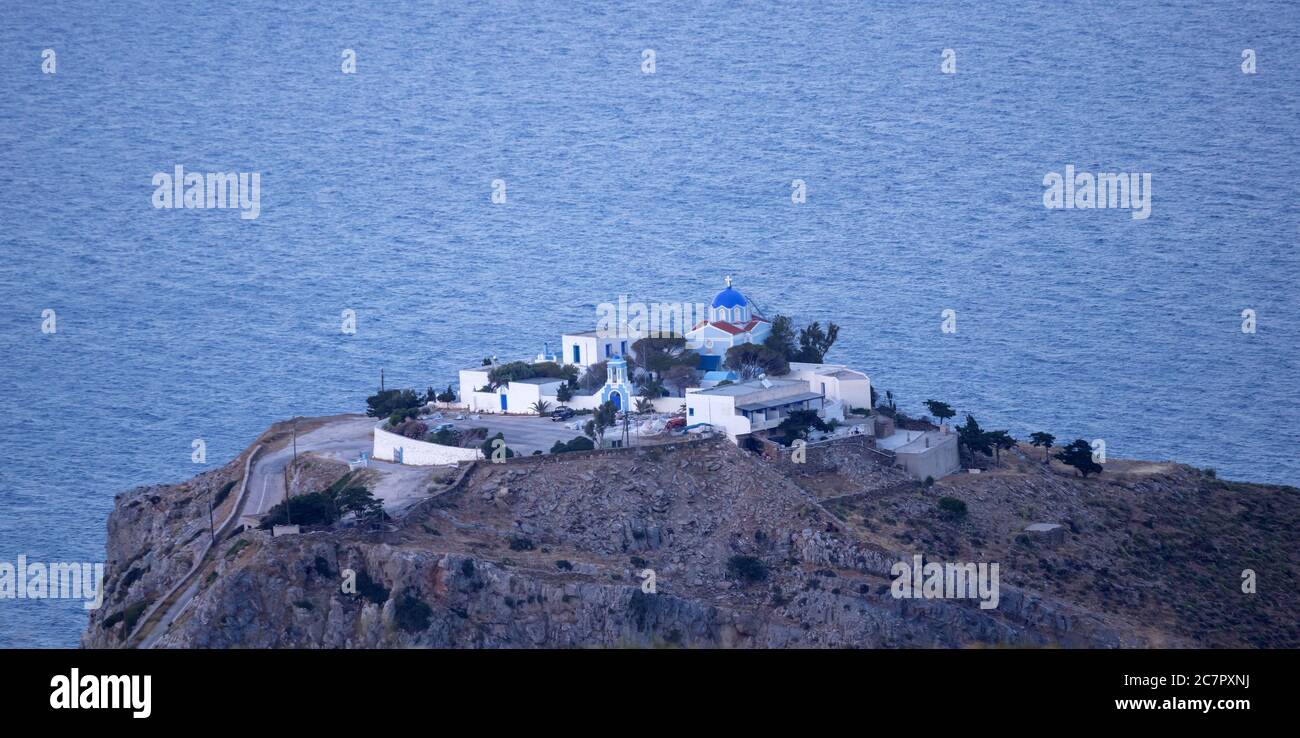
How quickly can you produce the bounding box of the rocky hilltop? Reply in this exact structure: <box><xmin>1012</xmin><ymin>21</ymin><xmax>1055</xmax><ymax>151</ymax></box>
<box><xmin>84</xmin><ymin>420</ymin><xmax>1299</xmax><ymax>648</ymax></box>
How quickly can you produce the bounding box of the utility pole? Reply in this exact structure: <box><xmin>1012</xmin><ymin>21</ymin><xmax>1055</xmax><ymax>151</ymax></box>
<box><xmin>380</xmin><ymin>368</ymin><xmax>385</xmax><ymax>392</ymax></box>
<box><xmin>292</xmin><ymin>418</ymin><xmax>298</xmax><ymax>462</ymax></box>
<box><xmin>208</xmin><ymin>489</ymin><xmax>215</xmax><ymax>541</ymax></box>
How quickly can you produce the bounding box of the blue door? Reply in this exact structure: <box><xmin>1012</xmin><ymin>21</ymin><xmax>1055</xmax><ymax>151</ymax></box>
<box><xmin>572</xmin><ymin>345</ymin><xmax>580</xmax><ymax>363</ymax></box>
<box><xmin>610</xmin><ymin>391</ymin><xmax>621</xmax><ymax>410</ymax></box>
<box><xmin>500</xmin><ymin>394</ymin><xmax>508</xmax><ymax>411</ymax></box>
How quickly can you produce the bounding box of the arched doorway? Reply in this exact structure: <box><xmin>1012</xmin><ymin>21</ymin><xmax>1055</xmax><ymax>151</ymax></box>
<box><xmin>610</xmin><ymin>391</ymin><xmax>622</xmax><ymax>410</ymax></box>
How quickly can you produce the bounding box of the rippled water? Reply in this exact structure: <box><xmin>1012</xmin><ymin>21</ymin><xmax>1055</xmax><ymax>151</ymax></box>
<box><xmin>2</xmin><ymin>1</ymin><xmax>1298</xmax><ymax>646</ymax></box>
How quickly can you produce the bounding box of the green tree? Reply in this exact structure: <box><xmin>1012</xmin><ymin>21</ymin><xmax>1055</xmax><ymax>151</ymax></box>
<box><xmin>639</xmin><ymin>376</ymin><xmax>665</xmax><ymax>399</ymax></box>
<box><xmin>634</xmin><ymin>397</ymin><xmax>654</xmax><ymax>415</ymax></box>
<box><xmin>556</xmin><ymin>382</ymin><xmax>574</xmax><ymax>404</ymax></box>
<box><xmin>586</xmin><ymin>401</ymin><xmax>618</xmax><ymax>448</ymax></box>
<box><xmin>579</xmin><ymin>361</ymin><xmax>608</xmax><ymax>391</ymax></box>
<box><xmin>986</xmin><ymin>430</ymin><xmax>1016</xmax><ymax>464</ymax></box>
<box><xmin>488</xmin><ymin>361</ymin><xmax>537</xmax><ymax>389</ymax></box>
<box><xmin>662</xmin><ymin>364</ymin><xmax>697</xmax><ymax>396</ymax></box>
<box><xmin>1055</xmin><ymin>439</ymin><xmax>1103</xmax><ymax>478</ymax></box>
<box><xmin>336</xmin><ymin>485</ymin><xmax>384</xmax><ymax>523</ymax></box>
<box><xmin>924</xmin><ymin>399</ymin><xmax>955</xmax><ymax>427</ymax></box>
<box><xmin>776</xmin><ymin>409</ymin><xmax>830</xmax><ymax>441</ymax></box>
<box><xmin>724</xmin><ymin>344</ymin><xmax>789</xmax><ymax>379</ymax></box>
<box><xmin>631</xmin><ymin>336</ymin><xmax>688</xmax><ymax>378</ymax></box>
<box><xmin>532</xmin><ymin>361</ymin><xmax>579</xmax><ymax>384</ymax></box>
<box><xmin>436</xmin><ymin>384</ymin><xmax>456</xmax><ymax>403</ymax></box>
<box><xmin>366</xmin><ymin>388</ymin><xmax>421</xmax><ymax>418</ymax></box>
<box><xmin>530</xmin><ymin>400</ymin><xmax>552</xmax><ymax>416</ymax></box>
<box><xmin>957</xmin><ymin>414</ymin><xmax>991</xmax><ymax>457</ymax></box>
<box><xmin>762</xmin><ymin>314</ymin><xmax>798</xmax><ymax>360</ymax></box>
<box><xmin>1029</xmin><ymin>432</ymin><xmax>1055</xmax><ymax>463</ymax></box>
<box><xmin>793</xmin><ymin>321</ymin><xmax>840</xmax><ymax>363</ymax></box>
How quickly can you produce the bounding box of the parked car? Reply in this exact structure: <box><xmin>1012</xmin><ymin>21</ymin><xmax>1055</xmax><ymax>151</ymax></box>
<box><xmin>550</xmin><ymin>406</ymin><xmax>575</xmax><ymax>421</ymax></box>
<box><xmin>431</xmin><ymin>422</ymin><xmax>455</xmax><ymax>433</ymax></box>
<box><xmin>665</xmin><ymin>416</ymin><xmax>686</xmax><ymax>431</ymax></box>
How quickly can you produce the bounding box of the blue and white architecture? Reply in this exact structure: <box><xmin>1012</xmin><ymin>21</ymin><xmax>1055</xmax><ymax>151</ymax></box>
<box><xmin>684</xmin><ymin>276</ymin><xmax>772</xmax><ymax>370</ymax></box>
<box><xmin>454</xmin><ymin>276</ymin><xmax>873</xmax><ymax>444</ymax></box>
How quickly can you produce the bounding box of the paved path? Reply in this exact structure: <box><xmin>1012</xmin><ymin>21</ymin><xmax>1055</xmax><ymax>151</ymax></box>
<box><xmin>139</xmin><ymin>415</ymin><xmax>375</xmax><ymax>648</ymax></box>
<box><xmin>243</xmin><ymin>416</ymin><xmax>376</xmax><ymax>519</ymax></box>
<box><xmin>451</xmin><ymin>413</ymin><xmax>598</xmax><ymax>454</ymax></box>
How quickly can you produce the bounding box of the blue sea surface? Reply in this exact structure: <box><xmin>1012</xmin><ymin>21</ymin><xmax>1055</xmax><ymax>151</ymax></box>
<box><xmin>1</xmin><ymin>1</ymin><xmax>1298</xmax><ymax>647</ymax></box>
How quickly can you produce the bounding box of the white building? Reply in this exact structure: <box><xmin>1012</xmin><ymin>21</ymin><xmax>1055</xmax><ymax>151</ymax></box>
<box><xmin>559</xmin><ymin>330</ymin><xmax>635</xmax><ymax>370</ymax></box>
<box><xmin>685</xmin><ymin>377</ymin><xmax>824</xmax><ymax>440</ymax></box>
<box><xmin>787</xmin><ymin>362</ymin><xmax>872</xmax><ymax>414</ymax></box>
<box><xmin>453</xmin><ymin>277</ymin><xmax>873</xmax><ymax>443</ymax></box>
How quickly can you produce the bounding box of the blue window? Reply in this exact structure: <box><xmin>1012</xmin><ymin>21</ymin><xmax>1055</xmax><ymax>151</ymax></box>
<box><xmin>688</xmin><ymin>408</ymin><xmax>694</xmax><ymax>416</ymax></box>
<box><xmin>605</xmin><ymin>343</ymin><xmax>611</xmax><ymax>358</ymax></box>
<box><xmin>620</xmin><ymin>341</ymin><xmax>627</xmax><ymax>355</ymax></box>
<box><xmin>572</xmin><ymin>345</ymin><xmax>580</xmax><ymax>363</ymax></box>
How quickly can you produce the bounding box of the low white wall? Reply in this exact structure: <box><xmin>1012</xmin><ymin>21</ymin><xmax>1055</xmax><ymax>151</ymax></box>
<box><xmin>372</xmin><ymin>423</ymin><xmax>482</xmax><ymax>465</ymax></box>
<box><xmin>651</xmin><ymin>396</ymin><xmax>686</xmax><ymax>414</ymax></box>
<box><xmin>564</xmin><ymin>393</ymin><xmax>601</xmax><ymax>411</ymax></box>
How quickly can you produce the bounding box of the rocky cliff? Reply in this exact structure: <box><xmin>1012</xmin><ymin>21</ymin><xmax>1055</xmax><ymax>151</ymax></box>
<box><xmin>84</xmin><ymin>423</ymin><xmax>1299</xmax><ymax>648</ymax></box>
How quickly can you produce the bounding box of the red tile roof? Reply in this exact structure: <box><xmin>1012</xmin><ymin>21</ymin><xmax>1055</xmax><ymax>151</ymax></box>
<box><xmin>690</xmin><ymin>318</ymin><xmax>770</xmax><ymax>336</ymax></box>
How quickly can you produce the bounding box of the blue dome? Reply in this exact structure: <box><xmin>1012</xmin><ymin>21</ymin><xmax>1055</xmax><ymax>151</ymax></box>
<box><xmin>711</xmin><ymin>286</ymin><xmax>748</xmax><ymax>309</ymax></box>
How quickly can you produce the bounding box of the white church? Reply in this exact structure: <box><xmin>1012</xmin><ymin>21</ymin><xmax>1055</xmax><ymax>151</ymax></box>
<box><xmin>456</xmin><ymin>277</ymin><xmax>873</xmax><ymax>443</ymax></box>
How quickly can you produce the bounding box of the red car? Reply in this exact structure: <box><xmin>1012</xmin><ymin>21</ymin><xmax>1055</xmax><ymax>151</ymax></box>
<box><xmin>665</xmin><ymin>417</ymin><xmax>686</xmax><ymax>430</ymax></box>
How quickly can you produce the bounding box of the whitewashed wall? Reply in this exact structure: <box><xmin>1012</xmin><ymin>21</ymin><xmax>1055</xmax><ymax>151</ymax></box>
<box><xmin>372</xmin><ymin>423</ymin><xmax>482</xmax><ymax>465</ymax></box>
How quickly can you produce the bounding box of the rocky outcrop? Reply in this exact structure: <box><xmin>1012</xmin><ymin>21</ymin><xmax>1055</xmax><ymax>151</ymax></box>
<box><xmin>85</xmin><ymin>422</ymin><xmax>1300</xmax><ymax>649</ymax></box>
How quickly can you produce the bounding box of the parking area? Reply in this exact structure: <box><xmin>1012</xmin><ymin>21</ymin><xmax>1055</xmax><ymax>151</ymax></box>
<box><xmin>429</xmin><ymin>412</ymin><xmax>592</xmax><ymax>455</ymax></box>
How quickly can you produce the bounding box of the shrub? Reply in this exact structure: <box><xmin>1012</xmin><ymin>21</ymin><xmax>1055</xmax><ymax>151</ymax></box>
<box><xmin>225</xmin><ymin>539</ymin><xmax>250</xmax><ymax>559</ymax></box>
<box><xmin>122</xmin><ymin>599</ymin><xmax>150</xmax><ymax>633</ymax></box>
<box><xmin>479</xmin><ymin>432</ymin><xmax>515</xmax><ymax>459</ymax></box>
<box><xmin>509</xmin><ymin>536</ymin><xmax>535</xmax><ymax>551</ymax></box>
<box><xmin>488</xmin><ymin>361</ymin><xmax>539</xmax><ymax>388</ymax></box>
<box><xmin>555</xmin><ymin>560</ymin><xmax>573</xmax><ymax>571</ymax></box>
<box><xmin>355</xmin><ymin>569</ymin><xmax>389</xmax><ymax>604</ymax></box>
<box><xmin>213</xmin><ymin>479</ymin><xmax>237</xmax><ymax>506</ymax></box>
<box><xmin>393</xmin><ymin>590</ymin><xmax>432</xmax><ymax>633</ymax></box>
<box><xmin>313</xmin><ymin>556</ymin><xmax>333</xmax><ymax>577</ymax></box>
<box><xmin>394</xmin><ymin>419</ymin><xmax>428</xmax><ymax>439</ymax></box>
<box><xmin>550</xmin><ymin>436</ymin><xmax>595</xmax><ymax>454</ymax></box>
<box><xmin>387</xmin><ymin>407</ymin><xmax>420</xmax><ymax>427</ymax></box>
<box><xmin>120</xmin><ymin>564</ymin><xmax>147</xmax><ymax>591</ymax></box>
<box><xmin>726</xmin><ymin>555</ymin><xmax>768</xmax><ymax>584</ymax></box>
<box><xmin>259</xmin><ymin>492</ymin><xmax>337</xmax><ymax>528</ymax></box>
<box><xmin>938</xmin><ymin>496</ymin><xmax>968</xmax><ymax>520</ymax></box>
